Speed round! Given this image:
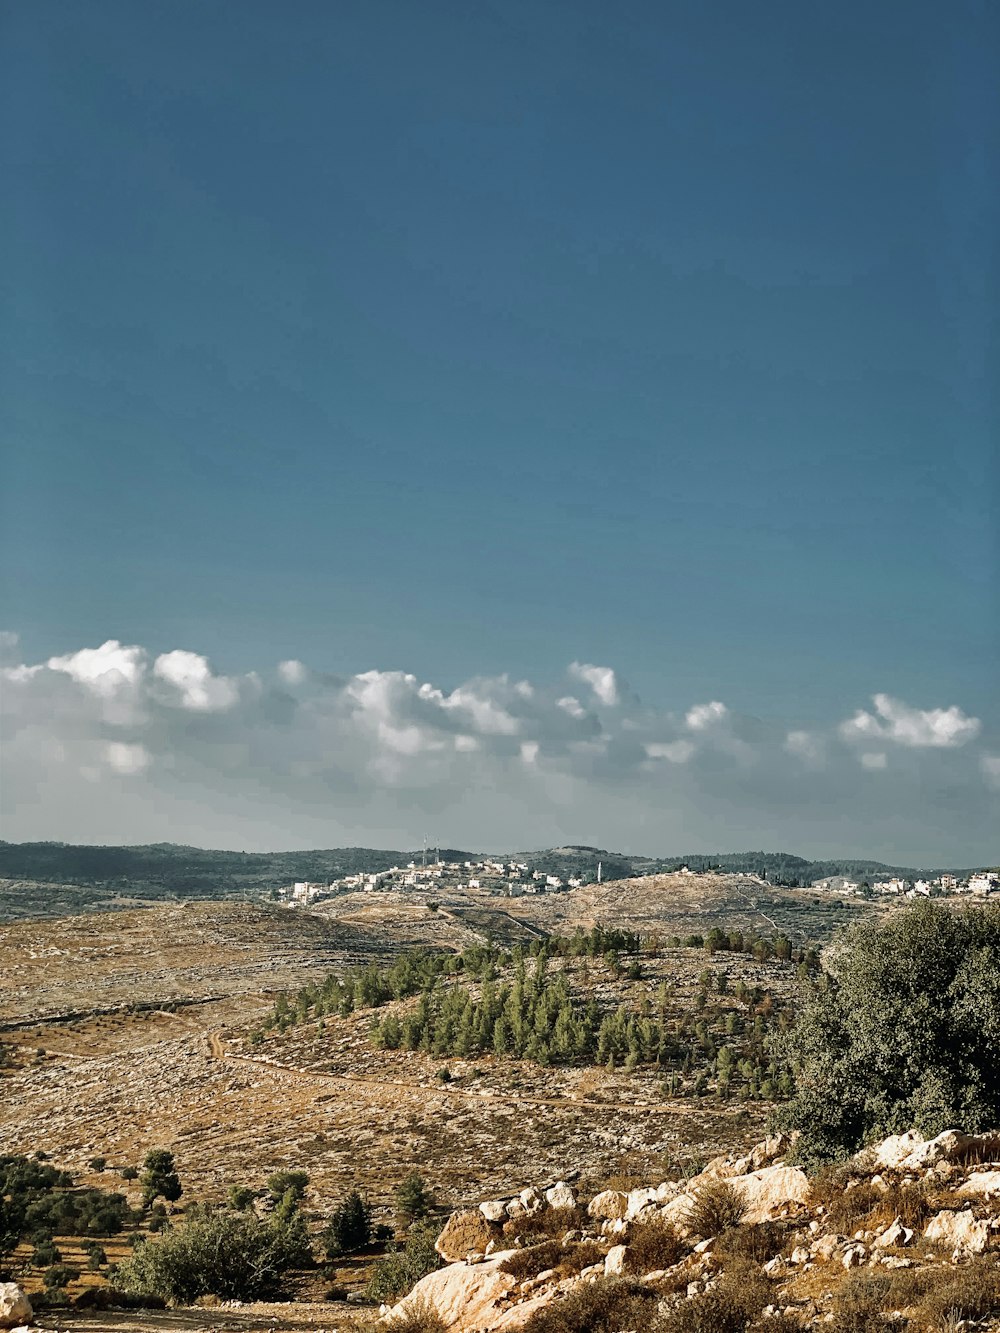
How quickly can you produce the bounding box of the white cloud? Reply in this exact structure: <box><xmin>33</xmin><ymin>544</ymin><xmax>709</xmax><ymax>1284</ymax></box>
<box><xmin>278</xmin><ymin>659</ymin><xmax>307</xmax><ymax>686</ymax></box>
<box><xmin>104</xmin><ymin>741</ymin><xmax>152</xmax><ymax>775</ymax></box>
<box><xmin>0</xmin><ymin>637</ymin><xmax>994</xmax><ymax>859</ymax></box>
<box><xmin>860</xmin><ymin>752</ymin><xmax>888</xmax><ymax>770</ymax></box>
<box><xmin>839</xmin><ymin>693</ymin><xmax>981</xmax><ymax>749</ymax></box>
<box><xmin>153</xmin><ymin>650</ymin><xmax>241</xmax><ymax>712</ymax></box>
<box><xmin>785</xmin><ymin>730</ymin><xmax>824</xmax><ymax>766</ymax></box>
<box><xmin>568</xmin><ymin>662</ymin><xmax>619</xmax><ymax>707</ymax></box>
<box><xmin>686</xmin><ymin>701</ymin><xmax>728</xmax><ymax>731</ymax></box>
<box><xmin>645</xmin><ymin>740</ymin><xmax>695</xmax><ymax>764</ymax></box>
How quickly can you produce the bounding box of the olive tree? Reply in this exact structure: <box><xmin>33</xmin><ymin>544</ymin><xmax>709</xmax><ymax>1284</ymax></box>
<box><xmin>772</xmin><ymin>901</ymin><xmax>1000</xmax><ymax>1169</ymax></box>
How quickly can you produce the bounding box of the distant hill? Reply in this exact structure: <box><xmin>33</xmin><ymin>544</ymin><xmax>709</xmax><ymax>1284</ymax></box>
<box><xmin>0</xmin><ymin>839</ymin><xmax>988</xmax><ymax>906</ymax></box>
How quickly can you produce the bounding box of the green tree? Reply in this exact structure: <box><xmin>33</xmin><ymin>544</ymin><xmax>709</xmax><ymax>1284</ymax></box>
<box><xmin>773</xmin><ymin>901</ymin><xmax>1000</xmax><ymax>1169</ymax></box>
<box><xmin>322</xmin><ymin>1190</ymin><xmax>372</xmax><ymax>1257</ymax></box>
<box><xmin>114</xmin><ymin>1208</ymin><xmax>303</xmax><ymax>1302</ymax></box>
<box><xmin>395</xmin><ymin>1171</ymin><xmax>433</xmax><ymax>1222</ymax></box>
<box><xmin>140</xmin><ymin>1150</ymin><xmax>182</xmax><ymax>1208</ymax></box>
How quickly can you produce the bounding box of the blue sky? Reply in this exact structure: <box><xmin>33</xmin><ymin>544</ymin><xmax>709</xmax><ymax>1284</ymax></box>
<box><xmin>1</xmin><ymin>1</ymin><xmax>997</xmax><ymax>859</ymax></box>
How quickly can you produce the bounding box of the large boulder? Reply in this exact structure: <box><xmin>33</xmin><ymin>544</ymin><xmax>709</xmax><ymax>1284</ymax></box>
<box><xmin>869</xmin><ymin>1129</ymin><xmax>1000</xmax><ymax>1173</ymax></box>
<box><xmin>0</xmin><ymin>1285</ymin><xmax>32</xmax><ymax>1330</ymax></box>
<box><xmin>588</xmin><ymin>1189</ymin><xmax>628</xmax><ymax>1221</ymax></box>
<box><xmin>437</xmin><ymin>1209</ymin><xmax>500</xmax><ymax>1262</ymax></box>
<box><xmin>385</xmin><ymin>1252</ymin><xmax>553</xmax><ymax>1331</ymax></box>
<box><xmin>728</xmin><ymin>1165</ymin><xmax>811</xmax><ymax>1223</ymax></box>
<box><xmin>958</xmin><ymin>1170</ymin><xmax>1000</xmax><ymax>1197</ymax></box>
<box><xmin>544</xmin><ymin>1181</ymin><xmax>577</xmax><ymax>1211</ymax></box>
<box><xmin>924</xmin><ymin>1209</ymin><xmax>990</xmax><ymax>1254</ymax></box>
<box><xmin>480</xmin><ymin>1200</ymin><xmax>508</xmax><ymax>1223</ymax></box>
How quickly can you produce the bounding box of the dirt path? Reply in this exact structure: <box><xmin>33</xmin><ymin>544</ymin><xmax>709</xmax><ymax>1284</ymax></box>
<box><xmin>213</xmin><ymin>1046</ymin><xmax>667</xmax><ymax>1115</ymax></box>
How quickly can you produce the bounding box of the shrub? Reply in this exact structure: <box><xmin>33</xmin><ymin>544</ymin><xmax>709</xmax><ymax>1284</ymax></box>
<box><xmin>113</xmin><ymin>1208</ymin><xmax>303</xmax><ymax>1302</ymax></box>
<box><xmin>772</xmin><ymin>901</ymin><xmax>1000</xmax><ymax>1168</ymax></box>
<box><xmin>86</xmin><ymin>1242</ymin><xmax>107</xmax><ymax>1270</ymax></box>
<box><xmin>354</xmin><ymin>1301</ymin><xmax>447</xmax><ymax>1333</ymax></box>
<box><xmin>121</xmin><ymin>1166</ymin><xmax>138</xmax><ymax>1181</ymax></box>
<box><xmin>365</xmin><ymin>1223</ymin><xmax>441</xmax><ymax>1303</ymax></box>
<box><xmin>88</xmin><ymin>1157</ymin><xmax>107</xmax><ymax>1172</ymax></box>
<box><xmin>521</xmin><ymin>1276</ymin><xmax>660</xmax><ymax>1333</ymax></box>
<box><xmin>33</xmin><ymin>1240</ymin><xmax>61</xmax><ymax>1266</ymax></box>
<box><xmin>714</xmin><ymin>1221</ymin><xmax>787</xmax><ymax>1265</ymax></box>
<box><xmin>622</xmin><ymin>1218</ymin><xmax>687</xmax><ymax>1273</ymax></box>
<box><xmin>266</xmin><ymin>1170</ymin><xmax>308</xmax><ymax>1202</ymax></box>
<box><xmin>682</xmin><ymin>1179</ymin><xmax>747</xmax><ymax>1238</ymax></box>
<box><xmin>228</xmin><ymin>1185</ymin><xmax>256</xmax><ymax>1211</ymax></box>
<box><xmin>503</xmin><ymin>1205</ymin><xmax>583</xmax><ymax>1244</ymax></box>
<box><xmin>501</xmin><ymin>1239</ymin><xmax>603</xmax><ymax>1281</ymax></box>
<box><xmin>43</xmin><ymin>1263</ymin><xmax>78</xmax><ymax>1290</ymax></box>
<box><xmin>658</xmin><ymin>1261</ymin><xmax>771</xmax><ymax>1333</ymax></box>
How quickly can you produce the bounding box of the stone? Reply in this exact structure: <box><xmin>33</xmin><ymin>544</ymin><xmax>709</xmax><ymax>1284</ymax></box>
<box><xmin>811</xmin><ymin>1234</ymin><xmax>845</xmax><ymax>1261</ymax></box>
<box><xmin>727</xmin><ymin>1165</ymin><xmax>811</xmax><ymax>1223</ymax></box>
<box><xmin>923</xmin><ymin>1209</ymin><xmax>990</xmax><ymax>1254</ymax></box>
<box><xmin>520</xmin><ymin>1186</ymin><xmax>545</xmax><ymax>1213</ymax></box>
<box><xmin>842</xmin><ymin>1244</ymin><xmax>866</xmax><ymax>1269</ymax></box>
<box><xmin>874</xmin><ymin>1218</ymin><xmax>914</xmax><ymax>1249</ymax></box>
<box><xmin>436</xmin><ymin>1209</ymin><xmax>499</xmax><ymax>1263</ymax></box>
<box><xmin>958</xmin><ymin>1170</ymin><xmax>1000</xmax><ymax>1197</ymax></box>
<box><xmin>869</xmin><ymin>1129</ymin><xmax>1000</xmax><ymax>1173</ymax></box>
<box><xmin>544</xmin><ymin>1181</ymin><xmax>577</xmax><ymax>1211</ymax></box>
<box><xmin>790</xmin><ymin>1246</ymin><xmax>810</xmax><ymax>1265</ymax></box>
<box><xmin>0</xmin><ymin>1286</ymin><xmax>32</xmax><ymax>1331</ymax></box>
<box><xmin>604</xmin><ymin>1244</ymin><xmax>627</xmax><ymax>1276</ymax></box>
<box><xmin>588</xmin><ymin>1189</ymin><xmax>629</xmax><ymax>1221</ymax></box>
<box><xmin>480</xmin><ymin>1200</ymin><xmax>508</xmax><ymax>1223</ymax></box>
<box><xmin>386</xmin><ymin>1252</ymin><xmax>550</xmax><ymax>1331</ymax></box>
<box><xmin>625</xmin><ymin>1186</ymin><xmax>660</xmax><ymax>1220</ymax></box>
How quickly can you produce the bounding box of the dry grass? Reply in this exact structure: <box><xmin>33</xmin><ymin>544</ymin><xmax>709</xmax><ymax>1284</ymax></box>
<box><xmin>500</xmin><ymin>1239</ymin><xmax>604</xmax><ymax>1280</ymax></box>
<box><xmin>715</xmin><ymin>1221</ymin><xmax>789</xmax><ymax>1264</ymax></box>
<box><xmin>682</xmin><ymin>1178</ymin><xmax>747</xmax><ymax>1238</ymax></box>
<box><xmin>622</xmin><ymin>1217</ymin><xmax>687</xmax><ymax>1273</ymax></box>
<box><xmin>356</xmin><ymin>1299</ymin><xmax>448</xmax><ymax>1333</ymax></box>
<box><xmin>520</xmin><ymin>1276</ymin><xmax>661</xmax><ymax>1333</ymax></box>
<box><xmin>657</xmin><ymin>1260</ymin><xmax>773</xmax><ymax>1333</ymax></box>
<box><xmin>502</xmin><ymin>1205</ymin><xmax>584</xmax><ymax>1245</ymax></box>
<box><xmin>811</xmin><ymin>1169</ymin><xmax>937</xmax><ymax>1234</ymax></box>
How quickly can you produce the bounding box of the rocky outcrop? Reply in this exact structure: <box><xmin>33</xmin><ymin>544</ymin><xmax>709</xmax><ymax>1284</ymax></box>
<box><xmin>923</xmin><ymin>1207</ymin><xmax>991</xmax><ymax>1254</ymax></box>
<box><xmin>0</xmin><ymin>1285</ymin><xmax>32</xmax><ymax>1331</ymax></box>
<box><xmin>394</xmin><ymin>1127</ymin><xmax>1000</xmax><ymax>1332</ymax></box>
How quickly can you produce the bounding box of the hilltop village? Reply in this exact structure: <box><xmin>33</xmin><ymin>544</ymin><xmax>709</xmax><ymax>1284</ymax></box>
<box><xmin>283</xmin><ymin>859</ymin><xmax>999</xmax><ymax>907</ymax></box>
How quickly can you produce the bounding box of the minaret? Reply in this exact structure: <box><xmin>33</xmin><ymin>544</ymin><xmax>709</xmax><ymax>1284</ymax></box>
<box><xmin>597</xmin><ymin>860</ymin><xmax>603</xmax><ymax>884</ymax></box>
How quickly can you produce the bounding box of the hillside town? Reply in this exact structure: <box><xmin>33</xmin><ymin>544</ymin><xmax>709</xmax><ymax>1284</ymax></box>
<box><xmin>282</xmin><ymin>860</ymin><xmax>999</xmax><ymax>907</ymax></box>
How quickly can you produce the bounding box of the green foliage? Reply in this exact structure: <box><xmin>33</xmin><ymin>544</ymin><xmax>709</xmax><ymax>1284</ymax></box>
<box><xmin>365</xmin><ymin>1223</ymin><xmax>441</xmax><ymax>1303</ymax></box>
<box><xmin>772</xmin><ymin>901</ymin><xmax>1000</xmax><ymax>1168</ymax></box>
<box><xmin>322</xmin><ymin>1190</ymin><xmax>372</xmax><ymax>1257</ymax></box>
<box><xmin>228</xmin><ymin>1185</ymin><xmax>256</xmax><ymax>1211</ymax></box>
<box><xmin>43</xmin><ymin>1263</ymin><xmax>78</xmax><ymax>1290</ymax></box>
<box><xmin>396</xmin><ymin>1171</ymin><xmax>433</xmax><ymax>1221</ymax></box>
<box><xmin>266</xmin><ymin>1170</ymin><xmax>308</xmax><ymax>1202</ymax></box>
<box><xmin>141</xmin><ymin>1149</ymin><xmax>182</xmax><ymax>1207</ymax></box>
<box><xmin>114</xmin><ymin>1206</ymin><xmax>308</xmax><ymax>1302</ymax></box>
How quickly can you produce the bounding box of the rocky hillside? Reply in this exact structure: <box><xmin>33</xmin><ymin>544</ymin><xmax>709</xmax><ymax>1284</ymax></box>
<box><xmin>384</xmin><ymin>1128</ymin><xmax>1000</xmax><ymax>1331</ymax></box>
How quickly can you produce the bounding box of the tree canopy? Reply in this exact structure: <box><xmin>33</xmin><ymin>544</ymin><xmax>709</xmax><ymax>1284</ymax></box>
<box><xmin>773</xmin><ymin>901</ymin><xmax>1000</xmax><ymax>1169</ymax></box>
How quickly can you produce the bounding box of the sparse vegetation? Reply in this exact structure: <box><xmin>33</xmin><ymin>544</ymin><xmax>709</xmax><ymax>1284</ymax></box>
<box><xmin>365</xmin><ymin>1222</ymin><xmax>441</xmax><ymax>1302</ymax></box>
<box><xmin>682</xmin><ymin>1178</ymin><xmax>747</xmax><ymax>1238</ymax></box>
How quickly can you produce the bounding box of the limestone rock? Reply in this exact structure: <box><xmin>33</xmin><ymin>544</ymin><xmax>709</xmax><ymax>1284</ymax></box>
<box><xmin>436</xmin><ymin>1209</ymin><xmax>499</xmax><ymax>1263</ymax></box>
<box><xmin>727</xmin><ymin>1165</ymin><xmax>811</xmax><ymax>1223</ymax></box>
<box><xmin>520</xmin><ymin>1186</ymin><xmax>545</xmax><ymax>1213</ymax></box>
<box><xmin>0</xmin><ymin>1286</ymin><xmax>32</xmax><ymax>1331</ymax></box>
<box><xmin>386</xmin><ymin>1252</ymin><xmax>548</xmax><ymax>1331</ymax></box>
<box><xmin>924</xmin><ymin>1209</ymin><xmax>990</xmax><ymax>1254</ymax></box>
<box><xmin>604</xmin><ymin>1244</ymin><xmax>627</xmax><ymax>1276</ymax></box>
<box><xmin>874</xmin><ymin>1217</ymin><xmax>913</xmax><ymax>1249</ymax></box>
<box><xmin>480</xmin><ymin>1200</ymin><xmax>508</xmax><ymax>1223</ymax></box>
<box><xmin>958</xmin><ymin>1170</ymin><xmax>1000</xmax><ymax>1197</ymax></box>
<box><xmin>588</xmin><ymin>1189</ymin><xmax>629</xmax><ymax>1220</ymax></box>
<box><xmin>544</xmin><ymin>1181</ymin><xmax>576</xmax><ymax>1211</ymax></box>
<box><xmin>625</xmin><ymin>1186</ymin><xmax>659</xmax><ymax>1220</ymax></box>
<box><xmin>842</xmin><ymin>1244</ymin><xmax>866</xmax><ymax>1269</ymax></box>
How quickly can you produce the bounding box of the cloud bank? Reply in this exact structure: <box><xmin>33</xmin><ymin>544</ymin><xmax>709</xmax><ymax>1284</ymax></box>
<box><xmin>1</xmin><ymin>635</ymin><xmax>996</xmax><ymax>863</ymax></box>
